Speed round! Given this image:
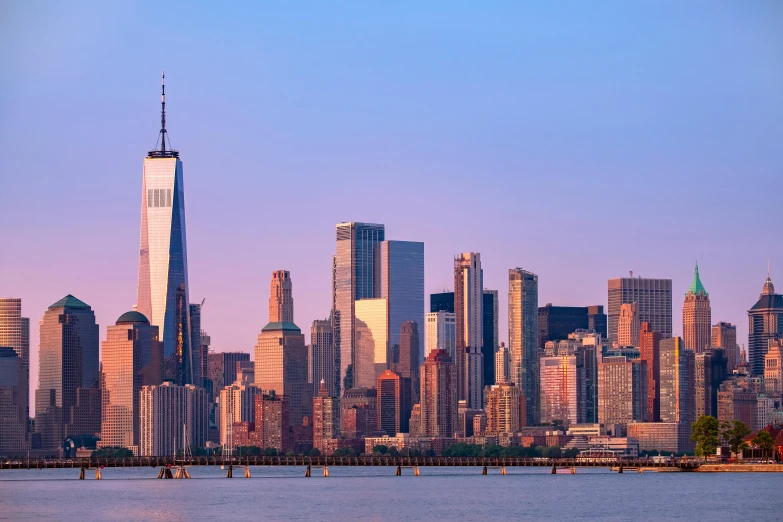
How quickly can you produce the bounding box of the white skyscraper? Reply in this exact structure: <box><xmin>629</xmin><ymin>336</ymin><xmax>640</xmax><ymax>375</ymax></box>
<box><xmin>425</xmin><ymin>311</ymin><xmax>456</xmax><ymax>359</ymax></box>
<box><xmin>454</xmin><ymin>253</ymin><xmax>483</xmax><ymax>409</ymax></box>
<box><xmin>136</xmin><ymin>73</ymin><xmax>194</xmax><ymax>385</ymax></box>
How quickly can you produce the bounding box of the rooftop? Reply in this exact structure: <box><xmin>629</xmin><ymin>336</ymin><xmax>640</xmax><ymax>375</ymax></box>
<box><xmin>261</xmin><ymin>321</ymin><xmax>301</xmax><ymax>333</ymax></box>
<box><xmin>116</xmin><ymin>311</ymin><xmax>150</xmax><ymax>325</ymax></box>
<box><xmin>49</xmin><ymin>294</ymin><xmax>91</xmax><ymax>310</ymax></box>
<box><xmin>687</xmin><ymin>263</ymin><xmax>708</xmax><ymax>296</ymax></box>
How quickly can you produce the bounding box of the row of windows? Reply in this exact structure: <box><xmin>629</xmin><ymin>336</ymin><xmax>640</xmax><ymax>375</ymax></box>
<box><xmin>148</xmin><ymin>189</ymin><xmax>172</xmax><ymax>208</ymax></box>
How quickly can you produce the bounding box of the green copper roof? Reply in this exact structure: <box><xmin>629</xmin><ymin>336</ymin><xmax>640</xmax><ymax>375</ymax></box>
<box><xmin>49</xmin><ymin>294</ymin><xmax>91</xmax><ymax>310</ymax></box>
<box><xmin>687</xmin><ymin>264</ymin><xmax>708</xmax><ymax>296</ymax></box>
<box><xmin>261</xmin><ymin>321</ymin><xmax>301</xmax><ymax>333</ymax></box>
<box><xmin>116</xmin><ymin>311</ymin><xmax>149</xmax><ymax>325</ymax></box>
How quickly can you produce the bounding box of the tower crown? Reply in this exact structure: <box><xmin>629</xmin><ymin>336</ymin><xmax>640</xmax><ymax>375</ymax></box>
<box><xmin>762</xmin><ymin>275</ymin><xmax>775</xmax><ymax>296</ymax></box>
<box><xmin>687</xmin><ymin>263</ymin><xmax>708</xmax><ymax>296</ymax></box>
<box><xmin>148</xmin><ymin>71</ymin><xmax>179</xmax><ymax>158</ymax></box>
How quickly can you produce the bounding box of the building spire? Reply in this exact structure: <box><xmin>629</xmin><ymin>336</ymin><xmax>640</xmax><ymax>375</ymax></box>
<box><xmin>160</xmin><ymin>71</ymin><xmax>166</xmax><ymax>152</ymax></box>
<box><xmin>687</xmin><ymin>262</ymin><xmax>707</xmax><ymax>296</ymax></box>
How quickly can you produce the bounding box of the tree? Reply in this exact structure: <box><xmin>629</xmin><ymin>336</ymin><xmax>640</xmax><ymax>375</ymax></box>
<box><xmin>236</xmin><ymin>446</ymin><xmax>262</xmax><ymax>456</ymax></box>
<box><xmin>721</xmin><ymin>420</ymin><xmax>751</xmax><ymax>458</ymax></box>
<box><xmin>308</xmin><ymin>447</ymin><xmax>321</xmax><ymax>457</ymax></box>
<box><xmin>691</xmin><ymin>415</ymin><xmax>720</xmax><ymax>460</ymax></box>
<box><xmin>333</xmin><ymin>447</ymin><xmax>356</xmax><ymax>457</ymax></box>
<box><xmin>752</xmin><ymin>431</ymin><xmax>775</xmax><ymax>462</ymax></box>
<box><xmin>372</xmin><ymin>445</ymin><xmax>388</xmax><ymax>455</ymax></box>
<box><xmin>387</xmin><ymin>446</ymin><xmax>399</xmax><ymax>457</ymax></box>
<box><xmin>91</xmin><ymin>447</ymin><xmax>133</xmax><ymax>458</ymax></box>
<box><xmin>263</xmin><ymin>448</ymin><xmax>278</xmax><ymax>456</ymax></box>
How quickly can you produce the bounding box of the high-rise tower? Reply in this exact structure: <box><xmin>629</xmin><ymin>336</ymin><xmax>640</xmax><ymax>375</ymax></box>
<box><xmin>748</xmin><ymin>273</ymin><xmax>783</xmax><ymax>376</ymax></box>
<box><xmin>136</xmin><ymin>73</ymin><xmax>194</xmax><ymax>385</ymax></box>
<box><xmin>0</xmin><ymin>298</ymin><xmax>29</xmax><ymax>443</ymax></box>
<box><xmin>608</xmin><ymin>276</ymin><xmax>672</xmax><ymax>342</ymax></box>
<box><xmin>508</xmin><ymin>268</ymin><xmax>538</xmax><ymax>426</ymax></box>
<box><xmin>454</xmin><ymin>253</ymin><xmax>483</xmax><ymax>409</ymax></box>
<box><xmin>269</xmin><ymin>270</ymin><xmax>294</xmax><ymax>323</ymax></box>
<box><xmin>683</xmin><ymin>264</ymin><xmax>711</xmax><ymax>353</ymax></box>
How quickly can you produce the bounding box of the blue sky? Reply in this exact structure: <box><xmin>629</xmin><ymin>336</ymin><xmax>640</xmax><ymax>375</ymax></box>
<box><xmin>1</xmin><ymin>1</ymin><xmax>781</xmax><ymax>408</ymax></box>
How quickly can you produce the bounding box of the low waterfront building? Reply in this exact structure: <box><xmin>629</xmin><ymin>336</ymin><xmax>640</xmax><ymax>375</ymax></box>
<box><xmin>626</xmin><ymin>422</ymin><xmax>694</xmax><ymax>454</ymax></box>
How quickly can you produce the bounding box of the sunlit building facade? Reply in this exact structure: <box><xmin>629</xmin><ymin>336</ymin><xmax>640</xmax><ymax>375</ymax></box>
<box><xmin>486</xmin><ymin>383</ymin><xmax>523</xmax><ymax>434</ymax></box>
<box><xmin>748</xmin><ymin>275</ymin><xmax>783</xmax><ymax>376</ymax></box>
<box><xmin>139</xmin><ymin>382</ymin><xmax>208</xmax><ymax>456</ymax></box>
<box><xmin>0</xmin><ymin>348</ymin><xmax>28</xmax><ymax>454</ymax></box>
<box><xmin>597</xmin><ymin>356</ymin><xmax>647</xmax><ymax>424</ymax></box>
<box><xmin>712</xmin><ymin>322</ymin><xmax>739</xmax><ymax>371</ymax></box>
<box><xmin>509</xmin><ymin>268</ymin><xmax>538</xmax><ymax>425</ymax></box>
<box><xmin>683</xmin><ymin>264</ymin><xmax>711</xmax><ymax>353</ymax></box>
<box><xmin>455</xmin><ymin>253</ymin><xmax>483</xmax><ymax>409</ymax></box>
<box><xmin>659</xmin><ymin>337</ymin><xmax>695</xmax><ymax>426</ymax></box>
<box><xmin>99</xmin><ymin>311</ymin><xmax>163</xmax><ymax>454</ymax></box>
<box><xmin>310</xmin><ymin>319</ymin><xmax>334</xmax><ymax>397</ymax></box>
<box><xmin>420</xmin><ymin>349</ymin><xmax>457</xmax><ymax>437</ymax></box>
<box><xmin>425</xmin><ymin>311</ymin><xmax>456</xmax><ymax>360</ymax></box>
<box><xmin>608</xmin><ymin>277</ymin><xmax>672</xmax><ymax>343</ymax></box>
<box><xmin>0</xmin><ymin>298</ymin><xmax>29</xmax><ymax>440</ymax></box>
<box><xmin>617</xmin><ymin>303</ymin><xmax>640</xmax><ymax>347</ymax></box>
<box><xmin>136</xmin><ymin>76</ymin><xmax>195</xmax><ymax>385</ymax></box>
<box><xmin>354</xmin><ymin>298</ymin><xmax>388</xmax><ymax>387</ymax></box>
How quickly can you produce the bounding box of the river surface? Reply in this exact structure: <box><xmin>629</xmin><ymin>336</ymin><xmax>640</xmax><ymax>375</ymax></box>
<box><xmin>1</xmin><ymin>466</ymin><xmax>780</xmax><ymax>521</ymax></box>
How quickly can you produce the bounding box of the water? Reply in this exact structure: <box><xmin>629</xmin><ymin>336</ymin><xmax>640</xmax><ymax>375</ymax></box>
<box><xmin>1</xmin><ymin>466</ymin><xmax>781</xmax><ymax>521</ymax></box>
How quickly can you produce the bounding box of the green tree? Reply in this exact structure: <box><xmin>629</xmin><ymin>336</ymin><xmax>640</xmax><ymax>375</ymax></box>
<box><xmin>263</xmin><ymin>448</ymin><xmax>278</xmax><ymax>456</ymax></box>
<box><xmin>752</xmin><ymin>430</ymin><xmax>775</xmax><ymax>462</ymax></box>
<box><xmin>387</xmin><ymin>446</ymin><xmax>399</xmax><ymax>457</ymax></box>
<box><xmin>91</xmin><ymin>447</ymin><xmax>133</xmax><ymax>458</ymax></box>
<box><xmin>372</xmin><ymin>445</ymin><xmax>388</xmax><ymax>455</ymax></box>
<box><xmin>721</xmin><ymin>420</ymin><xmax>751</xmax><ymax>458</ymax></box>
<box><xmin>308</xmin><ymin>447</ymin><xmax>321</xmax><ymax>457</ymax></box>
<box><xmin>691</xmin><ymin>415</ymin><xmax>720</xmax><ymax>460</ymax></box>
<box><xmin>333</xmin><ymin>447</ymin><xmax>356</xmax><ymax>457</ymax></box>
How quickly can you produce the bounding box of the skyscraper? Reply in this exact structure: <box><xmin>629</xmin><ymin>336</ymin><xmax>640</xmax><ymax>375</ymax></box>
<box><xmin>508</xmin><ymin>268</ymin><xmax>538</xmax><ymax>426</ymax></box>
<box><xmin>139</xmin><ymin>382</ymin><xmax>208</xmax><ymax>456</ymax></box>
<box><xmin>393</xmin><ymin>321</ymin><xmax>420</xmax><ymax>404</ymax></box>
<box><xmin>748</xmin><ymin>274</ymin><xmax>783</xmax><ymax>376</ymax></box>
<box><xmin>483</xmin><ymin>289</ymin><xmax>498</xmax><ymax>386</ymax></box>
<box><xmin>354</xmin><ymin>298</ymin><xmax>388</xmax><ymax>387</ymax></box>
<box><xmin>312</xmin><ymin>379</ymin><xmax>338</xmax><ymax>453</ymax></box>
<box><xmin>659</xmin><ymin>337</ymin><xmax>695</xmax><ymax>426</ymax></box>
<box><xmin>136</xmin><ymin>74</ymin><xmax>194</xmax><ymax>385</ymax></box>
<box><xmin>539</xmin><ymin>341</ymin><xmax>585</xmax><ymax>426</ymax></box>
<box><xmin>425</xmin><ymin>311</ymin><xmax>456</xmax><ymax>360</ymax></box>
<box><xmin>0</xmin><ymin>298</ymin><xmax>29</xmax><ymax>440</ymax></box>
<box><xmin>454</xmin><ymin>253</ymin><xmax>483</xmax><ymax>409</ymax></box>
<box><xmin>0</xmin><ymin>347</ymin><xmax>28</xmax><ymax>454</ymax></box>
<box><xmin>35</xmin><ymin>295</ymin><xmax>100</xmax><ymax>449</ymax></box>
<box><xmin>495</xmin><ymin>342</ymin><xmax>510</xmax><ymax>384</ymax></box>
<box><xmin>376</xmin><ymin>240</ymin><xmax>424</xmax><ymax>361</ymax></box>
<box><xmin>99</xmin><ymin>311</ymin><xmax>163</xmax><ymax>454</ymax></box>
<box><xmin>538</xmin><ymin>304</ymin><xmax>589</xmax><ymax>351</ymax></box>
<box><xmin>485</xmin><ymin>383</ymin><xmax>523</xmax><ymax>435</ymax></box>
<box><xmin>608</xmin><ymin>276</ymin><xmax>672</xmax><ymax>342</ymax></box>
<box><xmin>377</xmin><ymin>369</ymin><xmax>410</xmax><ymax>435</ymax></box>
<box><xmin>430</xmin><ymin>292</ymin><xmax>455</xmax><ymax>314</ymax></box>
<box><xmin>269</xmin><ymin>270</ymin><xmax>294</xmax><ymax>323</ymax></box>
<box><xmin>206</xmin><ymin>352</ymin><xmax>250</xmax><ymax>399</ymax></box>
<box><xmin>587</xmin><ymin>305</ymin><xmax>608</xmax><ymax>339</ymax></box>
<box><xmin>334</xmin><ymin>222</ymin><xmax>385</xmax><ymax>395</ymax></box>
<box><xmin>218</xmin><ymin>372</ymin><xmax>261</xmax><ymax>447</ymax></box>
<box><xmin>598</xmin><ymin>356</ymin><xmax>647</xmax><ymax>424</ymax></box>
<box><xmin>764</xmin><ymin>340</ymin><xmax>783</xmax><ymax>398</ymax></box>
<box><xmin>712</xmin><ymin>322</ymin><xmax>739</xmax><ymax>372</ymax></box>
<box><xmin>419</xmin><ymin>349</ymin><xmax>457</xmax><ymax>437</ymax></box>
<box><xmin>617</xmin><ymin>303</ymin><xmax>640</xmax><ymax>347</ymax></box>
<box><xmin>683</xmin><ymin>264</ymin><xmax>711</xmax><ymax>353</ymax></box>
<box><xmin>639</xmin><ymin>322</ymin><xmax>661</xmax><ymax>421</ymax></box>
<box><xmin>310</xmin><ymin>319</ymin><xmax>334</xmax><ymax>397</ymax></box>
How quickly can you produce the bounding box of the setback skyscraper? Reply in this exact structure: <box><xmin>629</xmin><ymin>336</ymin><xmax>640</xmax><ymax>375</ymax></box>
<box><xmin>683</xmin><ymin>264</ymin><xmax>711</xmax><ymax>353</ymax></box>
<box><xmin>508</xmin><ymin>268</ymin><xmax>538</xmax><ymax>426</ymax></box>
<box><xmin>454</xmin><ymin>253</ymin><xmax>483</xmax><ymax>409</ymax></box>
<box><xmin>310</xmin><ymin>319</ymin><xmax>335</xmax><ymax>397</ymax></box>
<box><xmin>334</xmin><ymin>222</ymin><xmax>385</xmax><ymax>395</ymax></box>
<box><xmin>136</xmin><ymin>74</ymin><xmax>195</xmax><ymax>385</ymax></box>
<box><xmin>0</xmin><ymin>298</ymin><xmax>29</xmax><ymax>444</ymax></box>
<box><xmin>35</xmin><ymin>295</ymin><xmax>100</xmax><ymax>449</ymax></box>
<box><xmin>608</xmin><ymin>276</ymin><xmax>672</xmax><ymax>342</ymax></box>
<box><xmin>748</xmin><ymin>274</ymin><xmax>783</xmax><ymax>376</ymax></box>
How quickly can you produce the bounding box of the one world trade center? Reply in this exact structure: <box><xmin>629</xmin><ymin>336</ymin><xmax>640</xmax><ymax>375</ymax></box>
<box><xmin>136</xmin><ymin>73</ymin><xmax>195</xmax><ymax>385</ymax></box>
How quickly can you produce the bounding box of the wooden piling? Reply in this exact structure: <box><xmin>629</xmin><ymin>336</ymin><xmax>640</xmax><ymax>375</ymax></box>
<box><xmin>244</xmin><ymin>466</ymin><xmax>251</xmax><ymax>478</ymax></box>
<box><xmin>305</xmin><ymin>465</ymin><xmax>311</xmax><ymax>477</ymax></box>
<box><xmin>95</xmin><ymin>468</ymin><xmax>102</xmax><ymax>480</ymax></box>
<box><xmin>79</xmin><ymin>467</ymin><xmax>85</xmax><ymax>480</ymax></box>
<box><xmin>226</xmin><ymin>465</ymin><xmax>233</xmax><ymax>478</ymax></box>
<box><xmin>482</xmin><ymin>466</ymin><xmax>487</xmax><ymax>475</ymax></box>
<box><xmin>396</xmin><ymin>466</ymin><xmax>401</xmax><ymax>476</ymax></box>
<box><xmin>323</xmin><ymin>466</ymin><xmax>329</xmax><ymax>477</ymax></box>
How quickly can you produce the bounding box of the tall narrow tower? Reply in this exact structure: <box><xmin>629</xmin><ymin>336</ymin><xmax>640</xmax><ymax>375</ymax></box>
<box><xmin>508</xmin><ymin>268</ymin><xmax>538</xmax><ymax>426</ymax></box>
<box><xmin>269</xmin><ymin>270</ymin><xmax>294</xmax><ymax>323</ymax></box>
<box><xmin>454</xmin><ymin>253</ymin><xmax>483</xmax><ymax>409</ymax></box>
<box><xmin>136</xmin><ymin>73</ymin><xmax>194</xmax><ymax>384</ymax></box>
<box><xmin>683</xmin><ymin>263</ymin><xmax>711</xmax><ymax>353</ymax></box>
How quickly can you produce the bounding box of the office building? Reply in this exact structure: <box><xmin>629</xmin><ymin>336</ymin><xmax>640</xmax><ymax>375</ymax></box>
<box><xmin>376</xmin><ymin>240</ymin><xmax>425</xmax><ymax>363</ymax></box>
<box><xmin>538</xmin><ymin>304</ymin><xmax>589</xmax><ymax>351</ymax></box>
<box><xmin>483</xmin><ymin>289</ymin><xmax>499</xmax><ymax>386</ymax></box>
<box><xmin>683</xmin><ymin>264</ymin><xmax>711</xmax><ymax>353</ymax></box>
<box><xmin>617</xmin><ymin>303</ymin><xmax>640</xmax><ymax>347</ymax></box>
<box><xmin>0</xmin><ymin>347</ymin><xmax>28</xmax><ymax>454</ymax></box>
<box><xmin>608</xmin><ymin>276</ymin><xmax>672</xmax><ymax>342</ymax></box>
<box><xmin>718</xmin><ymin>384</ymin><xmax>757</xmax><ymax>429</ymax></box>
<box><xmin>207</xmin><ymin>352</ymin><xmax>250</xmax><ymax>400</ymax></box>
<box><xmin>393</xmin><ymin>320</ymin><xmax>420</xmax><ymax>404</ymax></box>
<box><xmin>712</xmin><ymin>322</ymin><xmax>739</xmax><ymax>372</ymax></box>
<box><xmin>0</xmin><ymin>298</ymin><xmax>29</xmax><ymax>438</ymax></box>
<box><xmin>430</xmin><ymin>292</ymin><xmax>455</xmax><ymax>314</ymax></box>
<box><xmin>425</xmin><ymin>311</ymin><xmax>456</xmax><ymax>360</ymax></box>
<box><xmin>269</xmin><ymin>270</ymin><xmax>294</xmax><ymax>323</ymax></box>
<box><xmin>218</xmin><ymin>374</ymin><xmax>261</xmax><ymax>447</ymax></box>
<box><xmin>139</xmin><ymin>382</ymin><xmax>208</xmax><ymax>456</ymax></box>
<box><xmin>454</xmin><ymin>253</ymin><xmax>483</xmax><ymax>409</ymax></box>
<box><xmin>136</xmin><ymin>74</ymin><xmax>195</xmax><ymax>385</ymax></box>
<box><xmin>254</xmin><ymin>392</ymin><xmax>291</xmax><ymax>453</ymax></box>
<box><xmin>587</xmin><ymin>305</ymin><xmax>607</xmax><ymax>339</ymax></box>
<box><xmin>419</xmin><ymin>349</ymin><xmax>457</xmax><ymax>437</ymax></box>
<box><xmin>627</xmin><ymin>422</ymin><xmax>694</xmax><ymax>454</ymax></box>
<box><xmin>495</xmin><ymin>342</ymin><xmax>510</xmax><ymax>384</ymax></box>
<box><xmin>334</xmin><ymin>222</ymin><xmax>385</xmax><ymax>395</ymax></box>
<box><xmin>377</xmin><ymin>370</ymin><xmax>410</xmax><ymax>435</ymax></box>
<box><xmin>748</xmin><ymin>274</ymin><xmax>783</xmax><ymax>375</ymax></box>
<box><xmin>639</xmin><ymin>322</ymin><xmax>661</xmax><ymax>422</ymax></box>
<box><xmin>310</xmin><ymin>319</ymin><xmax>334</xmax><ymax>397</ymax></box>
<box><xmin>312</xmin><ymin>380</ymin><xmax>338</xmax><ymax>454</ymax></box>
<box><xmin>188</xmin><ymin>303</ymin><xmax>202</xmax><ymax>387</ymax></box>
<box><xmin>35</xmin><ymin>295</ymin><xmax>100</xmax><ymax>449</ymax></box>
<box><xmin>659</xmin><ymin>337</ymin><xmax>695</xmax><ymax>427</ymax></box>
<box><xmin>508</xmin><ymin>268</ymin><xmax>539</xmax><ymax>426</ymax></box>
<box><xmin>354</xmin><ymin>298</ymin><xmax>388</xmax><ymax>387</ymax></box>
<box><xmin>598</xmin><ymin>356</ymin><xmax>647</xmax><ymax>424</ymax></box>
<box><xmin>764</xmin><ymin>340</ymin><xmax>783</xmax><ymax>397</ymax></box>
<box><xmin>340</xmin><ymin>387</ymin><xmax>377</xmax><ymax>437</ymax></box>
<box><xmin>539</xmin><ymin>341</ymin><xmax>585</xmax><ymax>425</ymax></box>
<box><xmin>486</xmin><ymin>383</ymin><xmax>523</xmax><ymax>435</ymax></box>
<box><xmin>99</xmin><ymin>311</ymin><xmax>163</xmax><ymax>454</ymax></box>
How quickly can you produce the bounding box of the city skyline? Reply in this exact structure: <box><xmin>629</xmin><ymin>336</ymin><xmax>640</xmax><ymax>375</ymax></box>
<box><xmin>2</xmin><ymin>3</ymin><xmax>782</xmax><ymax>415</ymax></box>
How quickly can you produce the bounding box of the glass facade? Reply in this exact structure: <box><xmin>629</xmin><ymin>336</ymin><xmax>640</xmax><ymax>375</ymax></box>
<box><xmin>355</xmin><ymin>298</ymin><xmax>388</xmax><ymax>388</ymax></box>
<box><xmin>659</xmin><ymin>337</ymin><xmax>695</xmax><ymax>425</ymax></box>
<box><xmin>425</xmin><ymin>311</ymin><xmax>456</xmax><ymax>360</ymax></box>
<box><xmin>482</xmin><ymin>290</ymin><xmax>498</xmax><ymax>386</ymax></box>
<box><xmin>0</xmin><ymin>298</ymin><xmax>29</xmax><ymax>447</ymax></box>
<box><xmin>508</xmin><ymin>268</ymin><xmax>538</xmax><ymax>425</ymax></box>
<box><xmin>334</xmin><ymin>222</ymin><xmax>384</xmax><ymax>395</ymax></box>
<box><xmin>137</xmin><ymin>156</ymin><xmax>194</xmax><ymax>383</ymax></box>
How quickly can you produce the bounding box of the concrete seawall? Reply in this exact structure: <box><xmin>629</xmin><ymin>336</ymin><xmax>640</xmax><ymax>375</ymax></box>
<box><xmin>698</xmin><ymin>464</ymin><xmax>783</xmax><ymax>472</ymax></box>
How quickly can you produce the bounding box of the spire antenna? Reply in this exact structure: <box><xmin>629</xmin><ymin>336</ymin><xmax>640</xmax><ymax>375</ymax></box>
<box><xmin>160</xmin><ymin>71</ymin><xmax>166</xmax><ymax>152</ymax></box>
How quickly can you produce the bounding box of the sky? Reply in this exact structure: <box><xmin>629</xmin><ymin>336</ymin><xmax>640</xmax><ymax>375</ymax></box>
<box><xmin>1</xmin><ymin>1</ymin><xmax>781</xmax><ymax>415</ymax></box>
